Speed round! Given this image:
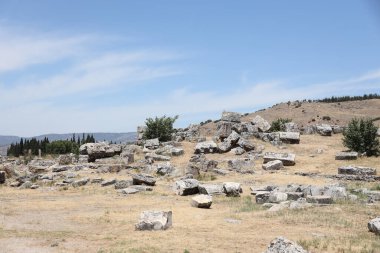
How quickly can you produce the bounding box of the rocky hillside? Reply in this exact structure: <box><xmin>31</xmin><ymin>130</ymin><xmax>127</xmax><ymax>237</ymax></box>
<box><xmin>200</xmin><ymin>99</ymin><xmax>380</xmax><ymax>136</ymax></box>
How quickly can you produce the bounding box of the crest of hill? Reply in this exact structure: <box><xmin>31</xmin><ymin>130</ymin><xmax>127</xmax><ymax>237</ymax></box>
<box><xmin>199</xmin><ymin>99</ymin><xmax>380</xmax><ymax>136</ymax></box>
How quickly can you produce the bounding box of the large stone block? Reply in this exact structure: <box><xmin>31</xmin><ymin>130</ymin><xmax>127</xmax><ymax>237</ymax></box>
<box><xmin>135</xmin><ymin>211</ymin><xmax>172</xmax><ymax>231</ymax></box>
<box><xmin>263</xmin><ymin>152</ymin><xmax>296</xmax><ymax>166</ymax></box>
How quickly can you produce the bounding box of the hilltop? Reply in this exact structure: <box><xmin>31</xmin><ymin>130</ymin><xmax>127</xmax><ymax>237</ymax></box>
<box><xmin>200</xmin><ymin>99</ymin><xmax>380</xmax><ymax>136</ymax></box>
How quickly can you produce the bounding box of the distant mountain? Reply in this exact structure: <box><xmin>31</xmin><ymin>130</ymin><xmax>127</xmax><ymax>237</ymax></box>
<box><xmin>0</xmin><ymin>132</ymin><xmax>137</xmax><ymax>147</ymax></box>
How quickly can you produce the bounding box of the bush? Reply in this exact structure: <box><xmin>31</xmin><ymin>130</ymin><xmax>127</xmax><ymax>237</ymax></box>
<box><xmin>143</xmin><ymin>115</ymin><xmax>178</xmax><ymax>142</ymax></box>
<box><xmin>270</xmin><ymin>118</ymin><xmax>292</xmax><ymax>132</ymax></box>
<box><xmin>342</xmin><ymin>118</ymin><xmax>379</xmax><ymax>156</ymax></box>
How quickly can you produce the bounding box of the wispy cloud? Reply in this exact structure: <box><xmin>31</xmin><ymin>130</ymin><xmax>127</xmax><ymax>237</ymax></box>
<box><xmin>0</xmin><ymin>23</ymin><xmax>379</xmax><ymax>136</ymax></box>
<box><xmin>0</xmin><ymin>24</ymin><xmax>183</xmax><ymax>106</ymax></box>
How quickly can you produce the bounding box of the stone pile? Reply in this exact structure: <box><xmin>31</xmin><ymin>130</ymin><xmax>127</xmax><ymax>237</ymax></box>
<box><xmin>173</xmin><ymin>179</ymin><xmax>242</xmax><ymax>197</ymax></box>
<box><xmin>251</xmin><ymin>184</ymin><xmax>350</xmax><ymax>211</ymax></box>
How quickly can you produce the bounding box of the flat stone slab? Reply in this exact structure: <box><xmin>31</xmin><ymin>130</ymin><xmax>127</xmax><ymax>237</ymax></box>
<box><xmin>335</xmin><ymin>152</ymin><xmax>358</xmax><ymax>160</ymax></box>
<box><xmin>278</xmin><ymin>132</ymin><xmax>300</xmax><ymax>144</ymax></box>
<box><xmin>338</xmin><ymin>166</ymin><xmax>376</xmax><ymax>176</ymax></box>
<box><xmin>120</xmin><ymin>188</ymin><xmax>140</xmax><ymax>195</ymax></box>
<box><xmin>198</xmin><ymin>184</ymin><xmax>225</xmax><ymax>195</ymax></box>
<box><xmin>263</xmin><ymin>152</ymin><xmax>296</xmax><ymax>166</ymax></box>
<box><xmin>306</xmin><ymin>195</ymin><xmax>333</xmax><ymax>204</ymax></box>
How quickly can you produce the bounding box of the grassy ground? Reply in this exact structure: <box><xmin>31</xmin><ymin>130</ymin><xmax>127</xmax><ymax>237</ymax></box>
<box><xmin>0</xmin><ymin>134</ymin><xmax>379</xmax><ymax>253</ymax></box>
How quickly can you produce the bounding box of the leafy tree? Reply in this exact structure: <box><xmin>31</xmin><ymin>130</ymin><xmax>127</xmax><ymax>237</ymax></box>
<box><xmin>342</xmin><ymin>118</ymin><xmax>379</xmax><ymax>156</ymax></box>
<box><xmin>143</xmin><ymin>115</ymin><xmax>178</xmax><ymax>142</ymax></box>
<box><xmin>46</xmin><ymin>140</ymin><xmax>79</xmax><ymax>155</ymax></box>
<box><xmin>270</xmin><ymin>118</ymin><xmax>292</xmax><ymax>132</ymax></box>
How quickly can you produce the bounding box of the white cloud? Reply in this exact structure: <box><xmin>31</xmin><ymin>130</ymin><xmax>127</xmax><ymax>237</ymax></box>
<box><xmin>0</xmin><ymin>25</ymin><xmax>92</xmax><ymax>73</ymax></box>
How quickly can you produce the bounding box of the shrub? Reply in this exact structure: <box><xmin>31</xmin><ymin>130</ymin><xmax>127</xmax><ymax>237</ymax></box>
<box><xmin>143</xmin><ymin>115</ymin><xmax>178</xmax><ymax>142</ymax></box>
<box><xmin>342</xmin><ymin>118</ymin><xmax>379</xmax><ymax>156</ymax></box>
<box><xmin>270</xmin><ymin>118</ymin><xmax>292</xmax><ymax>132</ymax></box>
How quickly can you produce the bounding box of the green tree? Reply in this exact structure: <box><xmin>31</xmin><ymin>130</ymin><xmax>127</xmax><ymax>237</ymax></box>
<box><xmin>143</xmin><ymin>115</ymin><xmax>178</xmax><ymax>142</ymax></box>
<box><xmin>343</xmin><ymin>118</ymin><xmax>379</xmax><ymax>156</ymax></box>
<box><xmin>270</xmin><ymin>118</ymin><xmax>292</xmax><ymax>132</ymax></box>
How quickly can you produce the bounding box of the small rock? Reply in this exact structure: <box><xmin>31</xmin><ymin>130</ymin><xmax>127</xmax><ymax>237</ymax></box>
<box><xmin>30</xmin><ymin>184</ymin><xmax>39</xmax><ymax>189</ymax></box>
<box><xmin>173</xmin><ymin>179</ymin><xmax>199</xmax><ymax>196</ymax></box>
<box><xmin>316</xmin><ymin>124</ymin><xmax>332</xmax><ymax>136</ymax></box>
<box><xmin>120</xmin><ymin>188</ymin><xmax>140</xmax><ymax>195</ymax></box>
<box><xmin>135</xmin><ymin>211</ymin><xmax>172</xmax><ymax>231</ymax></box>
<box><xmin>91</xmin><ymin>178</ymin><xmax>103</xmax><ymax>184</ymax></box>
<box><xmin>191</xmin><ymin>194</ymin><xmax>213</xmax><ymax>208</ymax></box>
<box><xmin>114</xmin><ymin>180</ymin><xmax>133</xmax><ymax>189</ymax></box>
<box><xmin>132</xmin><ymin>174</ymin><xmax>156</xmax><ymax>186</ymax></box>
<box><xmin>232</xmin><ymin>147</ymin><xmax>245</xmax><ymax>155</ymax></box>
<box><xmin>223</xmin><ymin>182</ymin><xmax>242</xmax><ymax>197</ymax></box>
<box><xmin>171</xmin><ymin>148</ymin><xmax>184</xmax><ymax>156</ymax></box>
<box><xmin>221</xmin><ymin>111</ymin><xmax>241</xmax><ymax>123</ymax></box>
<box><xmin>306</xmin><ymin>195</ymin><xmax>333</xmax><ymax>204</ymax></box>
<box><xmin>252</xmin><ymin>115</ymin><xmax>271</xmax><ymax>132</ymax></box>
<box><xmin>144</xmin><ymin>138</ymin><xmax>160</xmax><ymax>150</ymax></box>
<box><xmin>368</xmin><ymin>217</ymin><xmax>380</xmax><ymax>235</ymax></box>
<box><xmin>262</xmin><ymin>160</ymin><xmax>284</xmax><ymax>170</ymax></box>
<box><xmin>20</xmin><ymin>181</ymin><xmax>33</xmax><ymax>189</ymax></box>
<box><xmin>278</xmin><ymin>132</ymin><xmax>300</xmax><ymax>144</ymax></box>
<box><xmin>194</xmin><ymin>141</ymin><xmax>218</xmax><ymax>154</ymax></box>
<box><xmin>255</xmin><ymin>191</ymin><xmax>271</xmax><ymax>204</ymax></box>
<box><xmin>72</xmin><ymin>178</ymin><xmax>89</xmax><ymax>187</ymax></box>
<box><xmin>264</xmin><ymin>236</ymin><xmax>309</xmax><ymax>253</ymax></box>
<box><xmin>101</xmin><ymin>179</ymin><xmax>117</xmax><ymax>187</ymax></box>
<box><xmin>268</xmin><ymin>192</ymin><xmax>288</xmax><ymax>203</ymax></box>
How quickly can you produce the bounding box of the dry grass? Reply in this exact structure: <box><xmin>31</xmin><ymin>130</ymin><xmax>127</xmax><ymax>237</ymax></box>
<box><xmin>1</xmin><ymin>133</ymin><xmax>380</xmax><ymax>252</ymax></box>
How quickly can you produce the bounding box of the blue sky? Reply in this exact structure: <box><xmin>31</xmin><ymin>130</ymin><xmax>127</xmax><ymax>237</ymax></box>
<box><xmin>0</xmin><ymin>0</ymin><xmax>380</xmax><ymax>136</ymax></box>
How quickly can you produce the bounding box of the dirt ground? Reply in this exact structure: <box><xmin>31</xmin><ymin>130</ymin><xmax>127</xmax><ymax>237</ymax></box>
<box><xmin>1</xmin><ymin>134</ymin><xmax>380</xmax><ymax>253</ymax></box>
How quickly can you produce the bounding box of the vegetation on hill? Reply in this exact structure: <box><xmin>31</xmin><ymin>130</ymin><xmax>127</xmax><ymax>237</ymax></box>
<box><xmin>143</xmin><ymin>115</ymin><xmax>178</xmax><ymax>142</ymax></box>
<box><xmin>342</xmin><ymin>118</ymin><xmax>379</xmax><ymax>156</ymax></box>
<box><xmin>7</xmin><ymin>133</ymin><xmax>96</xmax><ymax>157</ymax></box>
<box><xmin>270</xmin><ymin>118</ymin><xmax>292</xmax><ymax>132</ymax></box>
<box><xmin>314</xmin><ymin>93</ymin><xmax>380</xmax><ymax>103</ymax></box>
